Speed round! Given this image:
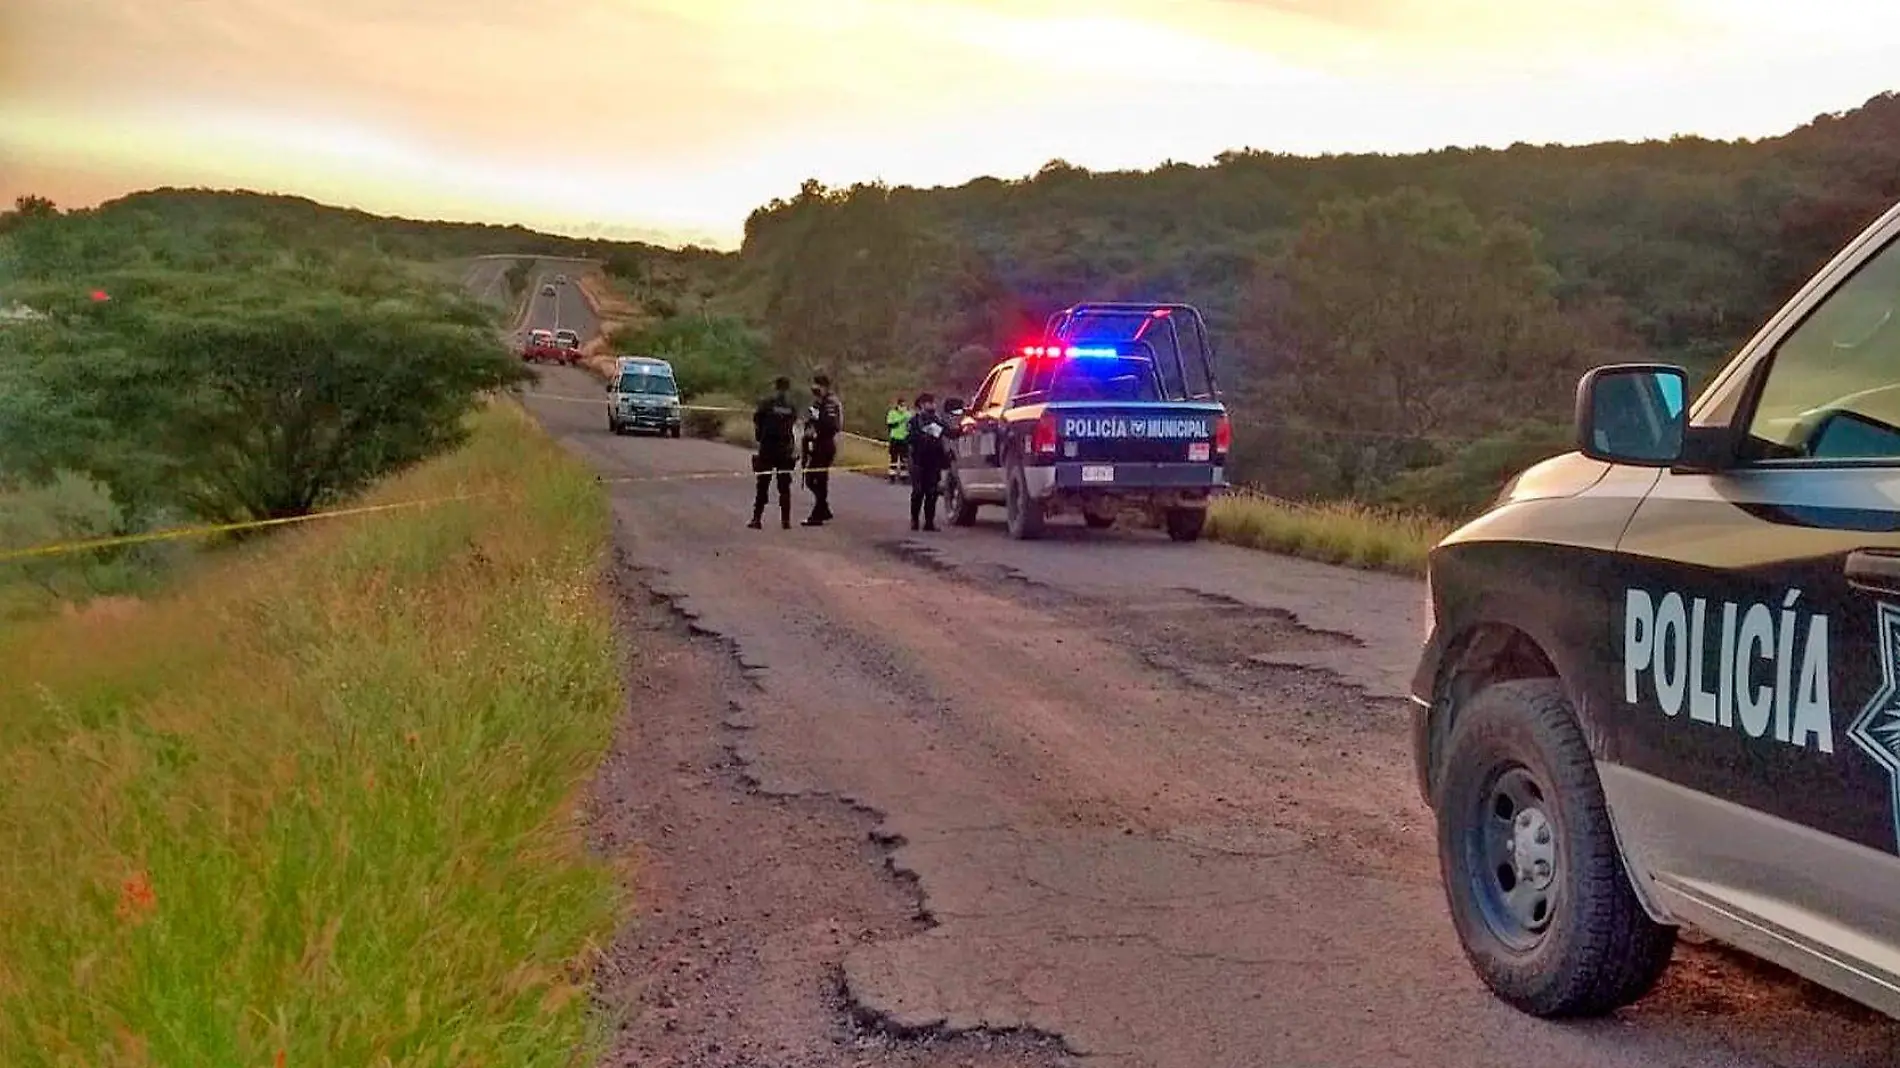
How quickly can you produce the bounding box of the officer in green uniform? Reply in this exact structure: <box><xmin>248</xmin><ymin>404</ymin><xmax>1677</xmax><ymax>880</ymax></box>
<box><xmin>885</xmin><ymin>396</ymin><xmax>911</xmax><ymax>482</ymax></box>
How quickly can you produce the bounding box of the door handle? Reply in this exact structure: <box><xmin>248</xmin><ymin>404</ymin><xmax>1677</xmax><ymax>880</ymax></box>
<box><xmin>1845</xmin><ymin>549</ymin><xmax>1900</xmax><ymax>593</ymax></box>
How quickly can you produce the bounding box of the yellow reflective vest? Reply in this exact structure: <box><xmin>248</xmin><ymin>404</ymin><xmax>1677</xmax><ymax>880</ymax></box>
<box><xmin>887</xmin><ymin>407</ymin><xmax>910</xmax><ymax>442</ymax></box>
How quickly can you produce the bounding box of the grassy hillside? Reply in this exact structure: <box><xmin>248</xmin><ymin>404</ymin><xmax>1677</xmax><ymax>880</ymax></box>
<box><xmin>0</xmin><ymin>403</ymin><xmax>627</xmax><ymax>1066</ymax></box>
<box><xmin>650</xmin><ymin>90</ymin><xmax>1900</xmax><ymax>517</ymax></box>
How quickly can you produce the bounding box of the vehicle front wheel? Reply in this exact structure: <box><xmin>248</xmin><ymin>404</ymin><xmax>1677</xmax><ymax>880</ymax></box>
<box><xmin>1435</xmin><ymin>678</ymin><xmax>1676</xmax><ymax>1018</ymax></box>
<box><xmin>1163</xmin><ymin>507</ymin><xmax>1205</xmax><ymax>542</ymax></box>
<box><xmin>1005</xmin><ymin>463</ymin><xmax>1045</xmax><ymax>540</ymax></box>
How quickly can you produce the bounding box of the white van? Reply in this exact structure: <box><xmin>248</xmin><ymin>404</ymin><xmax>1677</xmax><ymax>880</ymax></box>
<box><xmin>607</xmin><ymin>356</ymin><xmax>683</xmax><ymax>438</ymax></box>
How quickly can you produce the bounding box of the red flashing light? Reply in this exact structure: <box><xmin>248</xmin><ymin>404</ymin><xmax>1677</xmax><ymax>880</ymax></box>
<box><xmin>1031</xmin><ymin>411</ymin><xmax>1059</xmax><ymax>456</ymax></box>
<box><xmin>1213</xmin><ymin>414</ymin><xmax>1232</xmax><ymax>456</ymax></box>
<box><xmin>1151</xmin><ymin>308</ymin><xmax>1170</xmax><ymax>318</ymax></box>
<box><xmin>89</xmin><ymin>289</ymin><xmax>110</xmax><ymax>302</ymax></box>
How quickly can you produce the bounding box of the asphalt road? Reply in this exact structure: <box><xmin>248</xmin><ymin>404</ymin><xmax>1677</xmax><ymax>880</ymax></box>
<box><xmin>460</xmin><ymin>255</ymin><xmax>600</xmax><ymax>342</ymax></box>
<box><xmin>486</xmin><ymin>264</ymin><xmax>1900</xmax><ymax>1068</ymax></box>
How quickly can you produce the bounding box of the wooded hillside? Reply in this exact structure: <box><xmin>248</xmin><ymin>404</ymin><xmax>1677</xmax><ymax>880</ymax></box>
<box><xmin>690</xmin><ymin>91</ymin><xmax>1900</xmax><ymax>515</ymax></box>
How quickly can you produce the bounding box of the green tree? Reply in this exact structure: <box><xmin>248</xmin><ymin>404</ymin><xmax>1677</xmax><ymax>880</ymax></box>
<box><xmin>136</xmin><ymin>294</ymin><xmax>528</xmax><ymax>521</ymax></box>
<box><xmin>7</xmin><ymin>267</ymin><xmax>526</xmax><ymax>524</ymax></box>
<box><xmin>1253</xmin><ymin>187</ymin><xmax>1591</xmax><ymax>497</ymax></box>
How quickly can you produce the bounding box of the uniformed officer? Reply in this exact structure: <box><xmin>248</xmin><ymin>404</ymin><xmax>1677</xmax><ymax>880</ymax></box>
<box><xmin>801</xmin><ymin>374</ymin><xmax>843</xmax><ymax>527</ymax></box>
<box><xmin>906</xmin><ymin>392</ymin><xmax>952</xmax><ymax>532</ymax></box>
<box><xmin>748</xmin><ymin>376</ymin><xmax>799</xmax><ymax>530</ymax></box>
<box><xmin>885</xmin><ymin>396</ymin><xmax>911</xmax><ymax>483</ymax></box>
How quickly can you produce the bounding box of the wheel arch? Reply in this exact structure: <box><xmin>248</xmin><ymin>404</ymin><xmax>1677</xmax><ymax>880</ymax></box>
<box><xmin>1425</xmin><ymin>622</ymin><xmax>1675</xmax><ymax>927</ymax></box>
<box><xmin>1423</xmin><ymin>622</ymin><xmax>1559</xmax><ymax>804</ymax></box>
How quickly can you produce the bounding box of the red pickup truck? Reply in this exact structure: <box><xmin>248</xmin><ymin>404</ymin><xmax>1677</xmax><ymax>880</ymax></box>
<box><xmin>521</xmin><ymin>328</ymin><xmax>578</xmax><ymax>365</ymax></box>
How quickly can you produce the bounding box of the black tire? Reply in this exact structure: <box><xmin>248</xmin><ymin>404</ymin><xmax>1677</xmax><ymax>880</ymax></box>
<box><xmin>947</xmin><ymin>473</ymin><xmax>979</xmax><ymax>527</ymax></box>
<box><xmin>1163</xmin><ymin>508</ymin><xmax>1206</xmax><ymax>542</ymax></box>
<box><xmin>1434</xmin><ymin>678</ymin><xmax>1676</xmax><ymax>1018</ymax></box>
<box><xmin>1084</xmin><ymin>511</ymin><xmax>1116</xmax><ymax>530</ymax></box>
<box><xmin>1005</xmin><ymin>462</ymin><xmax>1045</xmax><ymax>540</ymax></box>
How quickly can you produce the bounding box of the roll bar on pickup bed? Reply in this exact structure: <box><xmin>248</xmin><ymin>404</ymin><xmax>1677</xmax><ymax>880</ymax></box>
<box><xmin>1041</xmin><ymin>302</ymin><xmax>1221</xmax><ymax>403</ymax></box>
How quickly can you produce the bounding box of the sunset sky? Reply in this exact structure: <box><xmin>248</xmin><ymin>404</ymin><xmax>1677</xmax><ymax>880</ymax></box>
<box><xmin>2</xmin><ymin>0</ymin><xmax>1897</xmax><ymax>248</ymax></box>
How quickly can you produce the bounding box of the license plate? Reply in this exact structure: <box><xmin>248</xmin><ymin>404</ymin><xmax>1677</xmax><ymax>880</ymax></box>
<box><xmin>1188</xmin><ymin>442</ymin><xmax>1211</xmax><ymax>462</ymax></box>
<box><xmin>1081</xmin><ymin>465</ymin><xmax>1114</xmax><ymax>483</ymax></box>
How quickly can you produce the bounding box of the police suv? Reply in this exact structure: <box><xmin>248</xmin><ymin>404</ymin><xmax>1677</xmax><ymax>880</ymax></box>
<box><xmin>606</xmin><ymin>355</ymin><xmax>683</xmax><ymax>438</ymax></box>
<box><xmin>1415</xmin><ymin>200</ymin><xmax>1900</xmax><ymax>1021</ymax></box>
<box><xmin>944</xmin><ymin>302</ymin><xmax>1231</xmax><ymax>541</ymax></box>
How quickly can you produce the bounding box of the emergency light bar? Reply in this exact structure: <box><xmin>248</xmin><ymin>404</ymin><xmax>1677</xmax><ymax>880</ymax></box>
<box><xmin>1018</xmin><ymin>344</ymin><xmax>1121</xmax><ymax>358</ymax></box>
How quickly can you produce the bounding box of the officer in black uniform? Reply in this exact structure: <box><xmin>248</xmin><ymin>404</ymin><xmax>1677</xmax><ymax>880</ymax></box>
<box><xmin>905</xmin><ymin>392</ymin><xmax>952</xmax><ymax>531</ymax></box>
<box><xmin>801</xmin><ymin>373</ymin><xmax>843</xmax><ymax>527</ymax></box>
<box><xmin>749</xmin><ymin>376</ymin><xmax>799</xmax><ymax>530</ymax></box>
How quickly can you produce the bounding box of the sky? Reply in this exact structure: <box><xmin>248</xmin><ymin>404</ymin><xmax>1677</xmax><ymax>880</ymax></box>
<box><xmin>2</xmin><ymin>0</ymin><xmax>1898</xmax><ymax>248</ymax></box>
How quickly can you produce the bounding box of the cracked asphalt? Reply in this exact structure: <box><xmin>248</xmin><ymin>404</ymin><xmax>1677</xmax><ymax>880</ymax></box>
<box><xmin>507</xmin><ymin>273</ymin><xmax>1900</xmax><ymax>1067</ymax></box>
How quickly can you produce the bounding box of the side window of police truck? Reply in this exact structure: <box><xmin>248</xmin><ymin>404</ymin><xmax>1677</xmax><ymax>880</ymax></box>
<box><xmin>1745</xmin><ymin>235</ymin><xmax>1900</xmax><ymax>463</ymax></box>
<box><xmin>970</xmin><ymin>369</ymin><xmax>1001</xmax><ymax>413</ymax></box>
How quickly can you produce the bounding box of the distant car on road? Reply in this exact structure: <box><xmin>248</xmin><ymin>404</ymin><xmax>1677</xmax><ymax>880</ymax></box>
<box><xmin>556</xmin><ymin>273</ymin><xmax>568</xmax><ymax>285</ymax></box>
<box><xmin>553</xmin><ymin>328</ymin><xmax>580</xmax><ymax>350</ymax></box>
<box><xmin>1414</xmin><ymin>196</ymin><xmax>1900</xmax><ymax>1024</ymax></box>
<box><xmin>540</xmin><ymin>283</ymin><xmax>556</xmax><ymax>297</ymax></box>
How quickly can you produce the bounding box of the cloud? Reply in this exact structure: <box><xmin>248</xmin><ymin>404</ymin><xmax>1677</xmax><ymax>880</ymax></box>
<box><xmin>3</xmin><ymin>0</ymin><xmax>1898</xmax><ymax>245</ymax></box>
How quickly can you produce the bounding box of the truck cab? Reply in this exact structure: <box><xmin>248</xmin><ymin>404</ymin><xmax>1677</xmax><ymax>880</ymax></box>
<box><xmin>945</xmin><ymin>302</ymin><xmax>1231</xmax><ymax>541</ymax></box>
<box><xmin>607</xmin><ymin>355</ymin><xmax>683</xmax><ymax>438</ymax></box>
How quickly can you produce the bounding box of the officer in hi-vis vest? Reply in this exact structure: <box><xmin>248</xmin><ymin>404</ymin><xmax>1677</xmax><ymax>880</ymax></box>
<box><xmin>885</xmin><ymin>396</ymin><xmax>911</xmax><ymax>483</ymax></box>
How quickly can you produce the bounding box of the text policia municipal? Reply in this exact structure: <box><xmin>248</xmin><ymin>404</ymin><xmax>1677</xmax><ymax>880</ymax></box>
<box><xmin>1625</xmin><ymin>588</ymin><xmax>1834</xmax><ymax>754</ymax></box>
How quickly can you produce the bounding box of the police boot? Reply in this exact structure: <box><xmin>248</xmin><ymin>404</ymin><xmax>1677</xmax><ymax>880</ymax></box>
<box><xmin>747</xmin><ymin>506</ymin><xmax>764</xmax><ymax>530</ymax></box>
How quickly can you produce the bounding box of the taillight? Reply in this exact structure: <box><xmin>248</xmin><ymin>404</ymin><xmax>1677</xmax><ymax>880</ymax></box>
<box><xmin>1031</xmin><ymin>412</ymin><xmax>1059</xmax><ymax>456</ymax></box>
<box><xmin>1213</xmin><ymin>414</ymin><xmax>1232</xmax><ymax>456</ymax></box>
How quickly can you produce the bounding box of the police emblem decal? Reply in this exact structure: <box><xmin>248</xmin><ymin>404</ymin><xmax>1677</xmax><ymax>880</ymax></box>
<box><xmin>1848</xmin><ymin>601</ymin><xmax>1900</xmax><ymax>849</ymax></box>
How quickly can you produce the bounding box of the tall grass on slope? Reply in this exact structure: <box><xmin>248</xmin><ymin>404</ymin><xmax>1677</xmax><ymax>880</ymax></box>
<box><xmin>1206</xmin><ymin>490</ymin><xmax>1452</xmax><ymax>575</ymax></box>
<box><xmin>0</xmin><ymin>403</ymin><xmax>625</xmax><ymax>1067</ymax></box>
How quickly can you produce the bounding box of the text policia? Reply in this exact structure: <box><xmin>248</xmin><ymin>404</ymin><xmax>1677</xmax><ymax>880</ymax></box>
<box><xmin>1624</xmin><ymin>586</ymin><xmax>1833</xmax><ymax>754</ymax></box>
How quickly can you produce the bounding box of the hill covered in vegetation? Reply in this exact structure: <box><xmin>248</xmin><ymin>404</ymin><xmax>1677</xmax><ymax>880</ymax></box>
<box><xmin>633</xmin><ymin>90</ymin><xmax>1900</xmax><ymax>516</ymax></box>
<box><xmin>0</xmin><ymin>188</ymin><xmax>716</xmax><ymax>615</ymax></box>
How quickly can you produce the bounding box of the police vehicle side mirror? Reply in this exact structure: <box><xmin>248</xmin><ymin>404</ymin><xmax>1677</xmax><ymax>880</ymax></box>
<box><xmin>1574</xmin><ymin>363</ymin><xmax>1688</xmax><ymax>467</ymax></box>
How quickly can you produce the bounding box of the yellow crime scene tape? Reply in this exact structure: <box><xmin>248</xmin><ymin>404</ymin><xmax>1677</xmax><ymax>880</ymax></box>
<box><xmin>2</xmin><ymin>459</ymin><xmax>899</xmax><ymax>564</ymax></box>
<box><xmin>3</xmin><ymin>388</ymin><xmax>904</xmax><ymax>563</ymax></box>
<box><xmin>515</xmin><ymin>391</ymin><xmax>889</xmax><ymax>447</ymax></box>
<box><xmin>0</xmin><ymin>492</ymin><xmax>499</xmax><ymax>565</ymax></box>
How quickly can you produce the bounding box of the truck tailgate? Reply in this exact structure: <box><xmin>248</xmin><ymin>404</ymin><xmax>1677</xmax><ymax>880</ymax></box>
<box><xmin>1045</xmin><ymin>402</ymin><xmax>1225</xmax><ymax>463</ymax></box>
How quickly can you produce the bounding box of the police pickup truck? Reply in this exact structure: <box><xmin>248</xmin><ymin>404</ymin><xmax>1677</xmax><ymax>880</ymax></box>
<box><xmin>606</xmin><ymin>355</ymin><xmax>683</xmax><ymax>437</ymax></box>
<box><xmin>943</xmin><ymin>302</ymin><xmax>1230</xmax><ymax>541</ymax></box>
<box><xmin>1415</xmin><ymin>198</ymin><xmax>1900</xmax><ymax>1024</ymax></box>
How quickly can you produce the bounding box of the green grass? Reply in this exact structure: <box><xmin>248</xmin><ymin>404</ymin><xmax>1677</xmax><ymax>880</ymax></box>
<box><xmin>1206</xmin><ymin>490</ymin><xmax>1451</xmax><ymax>575</ymax></box>
<box><xmin>0</xmin><ymin>402</ymin><xmax>626</xmax><ymax>1067</ymax></box>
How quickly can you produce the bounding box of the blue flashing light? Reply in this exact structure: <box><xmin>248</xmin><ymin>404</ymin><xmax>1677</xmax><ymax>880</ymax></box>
<box><xmin>1065</xmin><ymin>346</ymin><xmax>1119</xmax><ymax>358</ymax></box>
